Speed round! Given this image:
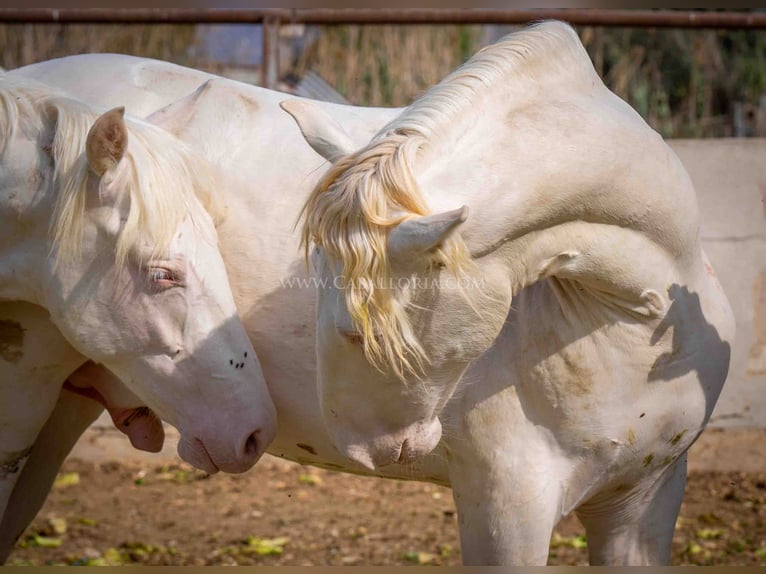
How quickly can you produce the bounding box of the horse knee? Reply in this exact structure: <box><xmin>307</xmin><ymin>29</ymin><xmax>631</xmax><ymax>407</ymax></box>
<box><xmin>576</xmin><ymin>457</ymin><xmax>687</xmax><ymax>565</ymax></box>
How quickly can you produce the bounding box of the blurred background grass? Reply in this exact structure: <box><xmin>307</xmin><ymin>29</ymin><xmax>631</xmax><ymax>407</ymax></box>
<box><xmin>2</xmin><ymin>20</ymin><xmax>765</xmax><ymax>138</ymax></box>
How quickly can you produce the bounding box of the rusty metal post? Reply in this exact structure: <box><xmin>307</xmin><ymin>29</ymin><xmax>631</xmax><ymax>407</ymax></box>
<box><xmin>262</xmin><ymin>14</ymin><xmax>280</xmax><ymax>90</ymax></box>
<box><xmin>4</xmin><ymin>9</ymin><xmax>766</xmax><ymax>29</ymax></box>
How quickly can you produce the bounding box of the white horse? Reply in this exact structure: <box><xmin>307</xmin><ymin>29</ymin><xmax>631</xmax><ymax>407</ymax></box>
<box><xmin>11</xmin><ymin>21</ymin><xmax>734</xmax><ymax>565</ymax></box>
<box><xmin>0</xmin><ymin>76</ymin><xmax>277</xmax><ymax>554</ymax></box>
<box><xmin>292</xmin><ymin>22</ymin><xmax>736</xmax><ymax>563</ymax></box>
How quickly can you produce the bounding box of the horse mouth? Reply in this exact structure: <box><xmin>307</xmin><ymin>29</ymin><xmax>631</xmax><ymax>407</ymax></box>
<box><xmin>63</xmin><ymin>381</ymin><xmax>166</xmax><ymax>453</ymax></box>
<box><xmin>178</xmin><ymin>436</ymin><xmax>220</xmax><ymax>475</ymax></box>
<box><xmin>396</xmin><ymin>439</ymin><xmax>417</xmax><ymax>465</ymax></box>
<box><xmin>195</xmin><ymin>438</ymin><xmax>220</xmax><ymax>474</ymax></box>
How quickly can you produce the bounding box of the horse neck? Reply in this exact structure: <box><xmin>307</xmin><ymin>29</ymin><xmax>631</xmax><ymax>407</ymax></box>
<box><xmin>214</xmin><ymin>98</ymin><xmax>396</xmax><ymax>277</ymax></box>
<box><xmin>0</xmin><ymin>151</ymin><xmax>60</xmax><ymax>304</ymax></box>
<box><xmin>417</xmin><ymin>80</ymin><xmax>700</xmax><ymax>300</ymax></box>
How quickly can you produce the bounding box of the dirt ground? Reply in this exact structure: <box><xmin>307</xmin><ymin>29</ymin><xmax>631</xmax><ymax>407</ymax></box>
<box><xmin>7</xmin><ymin>428</ymin><xmax>766</xmax><ymax>566</ymax></box>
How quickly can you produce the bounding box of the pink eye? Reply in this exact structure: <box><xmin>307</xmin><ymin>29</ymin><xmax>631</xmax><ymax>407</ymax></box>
<box><xmin>149</xmin><ymin>268</ymin><xmax>176</xmax><ymax>286</ymax></box>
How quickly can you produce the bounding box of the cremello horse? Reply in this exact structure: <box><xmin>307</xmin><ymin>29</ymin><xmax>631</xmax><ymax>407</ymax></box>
<box><xmin>12</xmin><ymin>21</ymin><xmax>734</xmax><ymax>565</ymax></box>
<box><xmin>0</xmin><ymin>76</ymin><xmax>277</xmax><ymax>557</ymax></box>
<box><xmin>295</xmin><ymin>22</ymin><xmax>735</xmax><ymax>563</ymax></box>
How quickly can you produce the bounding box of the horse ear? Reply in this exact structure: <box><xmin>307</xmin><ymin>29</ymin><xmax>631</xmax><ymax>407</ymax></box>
<box><xmin>280</xmin><ymin>99</ymin><xmax>355</xmax><ymax>163</ymax></box>
<box><xmin>147</xmin><ymin>79</ymin><xmax>213</xmax><ymax>136</ymax></box>
<box><xmin>388</xmin><ymin>206</ymin><xmax>469</xmax><ymax>261</ymax></box>
<box><xmin>86</xmin><ymin>106</ymin><xmax>128</xmax><ymax>176</ymax></box>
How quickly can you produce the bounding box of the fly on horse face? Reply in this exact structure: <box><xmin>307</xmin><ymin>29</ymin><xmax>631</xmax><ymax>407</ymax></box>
<box><xmin>0</xmin><ymin>76</ymin><xmax>277</xmax><ymax>550</ymax></box>
<box><xmin>11</xmin><ymin>20</ymin><xmax>734</xmax><ymax>565</ymax></box>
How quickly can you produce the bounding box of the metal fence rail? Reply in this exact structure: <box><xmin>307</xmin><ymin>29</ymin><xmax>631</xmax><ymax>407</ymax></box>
<box><xmin>1</xmin><ymin>8</ymin><xmax>766</xmax><ymax>28</ymax></box>
<box><xmin>3</xmin><ymin>8</ymin><xmax>764</xmax><ymax>90</ymax></box>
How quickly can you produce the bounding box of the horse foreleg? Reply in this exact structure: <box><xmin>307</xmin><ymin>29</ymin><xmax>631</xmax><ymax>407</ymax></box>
<box><xmin>0</xmin><ymin>388</ymin><xmax>102</xmax><ymax>563</ymax></box>
<box><xmin>575</xmin><ymin>452</ymin><xmax>687</xmax><ymax>565</ymax></box>
<box><xmin>449</xmin><ymin>455</ymin><xmax>562</xmax><ymax>565</ymax></box>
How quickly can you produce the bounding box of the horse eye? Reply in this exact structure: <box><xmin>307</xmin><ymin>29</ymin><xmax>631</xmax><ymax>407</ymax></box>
<box><xmin>342</xmin><ymin>331</ymin><xmax>383</xmax><ymax>346</ymax></box>
<box><xmin>342</xmin><ymin>331</ymin><xmax>365</xmax><ymax>345</ymax></box>
<box><xmin>149</xmin><ymin>268</ymin><xmax>175</xmax><ymax>285</ymax></box>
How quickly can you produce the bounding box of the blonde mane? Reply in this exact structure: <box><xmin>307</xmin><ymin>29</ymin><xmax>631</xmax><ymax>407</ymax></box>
<box><xmin>0</xmin><ymin>75</ymin><xmax>224</xmax><ymax>269</ymax></box>
<box><xmin>299</xmin><ymin>21</ymin><xmax>597</xmax><ymax>377</ymax></box>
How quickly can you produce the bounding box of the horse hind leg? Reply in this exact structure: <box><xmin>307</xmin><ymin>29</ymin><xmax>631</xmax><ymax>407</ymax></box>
<box><xmin>575</xmin><ymin>452</ymin><xmax>687</xmax><ymax>565</ymax></box>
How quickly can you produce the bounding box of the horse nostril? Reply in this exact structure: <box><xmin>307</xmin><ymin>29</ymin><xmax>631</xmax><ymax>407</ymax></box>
<box><xmin>244</xmin><ymin>430</ymin><xmax>260</xmax><ymax>458</ymax></box>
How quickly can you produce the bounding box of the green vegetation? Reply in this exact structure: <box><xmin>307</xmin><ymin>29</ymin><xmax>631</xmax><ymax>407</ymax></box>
<box><xmin>0</xmin><ymin>23</ymin><xmax>198</xmax><ymax>70</ymax></box>
<box><xmin>294</xmin><ymin>23</ymin><xmax>766</xmax><ymax>138</ymax></box>
<box><xmin>3</xmin><ymin>18</ymin><xmax>765</xmax><ymax>138</ymax></box>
